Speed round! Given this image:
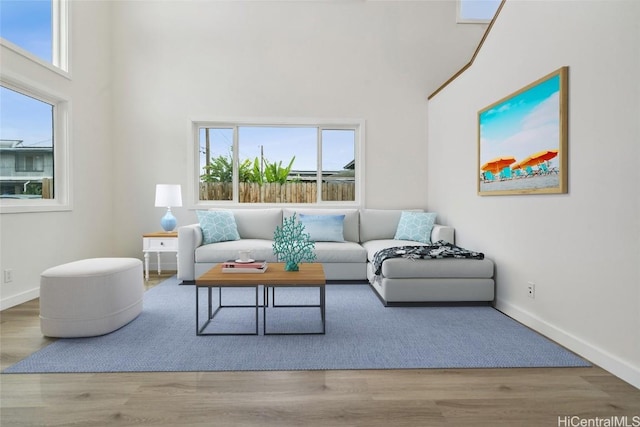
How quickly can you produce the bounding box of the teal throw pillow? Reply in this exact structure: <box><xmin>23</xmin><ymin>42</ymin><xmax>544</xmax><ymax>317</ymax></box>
<box><xmin>394</xmin><ymin>211</ymin><xmax>437</xmax><ymax>244</ymax></box>
<box><xmin>196</xmin><ymin>210</ymin><xmax>240</xmax><ymax>244</ymax></box>
<box><xmin>298</xmin><ymin>214</ymin><xmax>345</xmax><ymax>242</ymax></box>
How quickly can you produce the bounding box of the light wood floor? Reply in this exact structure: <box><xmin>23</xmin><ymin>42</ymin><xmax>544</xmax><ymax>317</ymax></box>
<box><xmin>1</xmin><ymin>273</ymin><xmax>638</xmax><ymax>426</ymax></box>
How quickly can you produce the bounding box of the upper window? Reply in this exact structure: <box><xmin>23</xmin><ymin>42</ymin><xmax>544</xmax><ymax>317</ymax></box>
<box><xmin>0</xmin><ymin>82</ymin><xmax>70</xmax><ymax>212</ymax></box>
<box><xmin>0</xmin><ymin>0</ymin><xmax>69</xmax><ymax>72</ymax></box>
<box><xmin>192</xmin><ymin>121</ymin><xmax>363</xmax><ymax>206</ymax></box>
<box><xmin>457</xmin><ymin>0</ymin><xmax>501</xmax><ymax>23</ymax></box>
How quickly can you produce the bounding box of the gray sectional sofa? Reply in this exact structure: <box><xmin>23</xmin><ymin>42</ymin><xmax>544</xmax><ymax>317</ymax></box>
<box><xmin>177</xmin><ymin>208</ymin><xmax>495</xmax><ymax>305</ymax></box>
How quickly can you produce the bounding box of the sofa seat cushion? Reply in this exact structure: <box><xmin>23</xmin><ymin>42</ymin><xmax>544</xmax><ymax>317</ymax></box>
<box><xmin>312</xmin><ymin>241</ymin><xmax>367</xmax><ymax>263</ymax></box>
<box><xmin>362</xmin><ymin>239</ymin><xmax>494</xmax><ymax>279</ymax></box>
<box><xmin>376</xmin><ymin>258</ymin><xmax>494</xmax><ymax>279</ymax></box>
<box><xmin>195</xmin><ymin>239</ymin><xmax>278</xmax><ymax>263</ymax></box>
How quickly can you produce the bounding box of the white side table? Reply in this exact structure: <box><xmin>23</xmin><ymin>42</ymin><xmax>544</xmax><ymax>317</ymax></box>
<box><xmin>142</xmin><ymin>231</ymin><xmax>178</xmax><ymax>280</ymax></box>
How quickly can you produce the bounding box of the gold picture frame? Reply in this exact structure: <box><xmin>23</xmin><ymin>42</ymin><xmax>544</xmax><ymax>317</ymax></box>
<box><xmin>478</xmin><ymin>66</ymin><xmax>568</xmax><ymax>196</ymax></box>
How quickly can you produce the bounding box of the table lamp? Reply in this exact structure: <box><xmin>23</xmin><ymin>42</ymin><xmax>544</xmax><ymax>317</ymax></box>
<box><xmin>154</xmin><ymin>184</ymin><xmax>182</xmax><ymax>232</ymax></box>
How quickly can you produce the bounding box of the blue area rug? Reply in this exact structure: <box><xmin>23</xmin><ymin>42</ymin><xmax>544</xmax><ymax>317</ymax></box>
<box><xmin>4</xmin><ymin>277</ymin><xmax>589</xmax><ymax>373</ymax></box>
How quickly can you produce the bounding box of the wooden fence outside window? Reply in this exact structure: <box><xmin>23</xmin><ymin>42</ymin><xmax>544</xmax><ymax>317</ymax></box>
<box><xmin>199</xmin><ymin>182</ymin><xmax>355</xmax><ymax>203</ymax></box>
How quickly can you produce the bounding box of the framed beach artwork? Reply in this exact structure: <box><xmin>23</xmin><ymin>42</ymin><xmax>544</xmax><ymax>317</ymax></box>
<box><xmin>478</xmin><ymin>66</ymin><xmax>568</xmax><ymax>196</ymax></box>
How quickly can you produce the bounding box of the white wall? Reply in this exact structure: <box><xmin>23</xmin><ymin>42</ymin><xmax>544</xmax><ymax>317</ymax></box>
<box><xmin>109</xmin><ymin>0</ymin><xmax>486</xmax><ymax>268</ymax></box>
<box><xmin>1</xmin><ymin>1</ymin><xmax>486</xmax><ymax>307</ymax></box>
<box><xmin>427</xmin><ymin>1</ymin><xmax>640</xmax><ymax>387</ymax></box>
<box><xmin>0</xmin><ymin>1</ymin><xmax>114</xmax><ymax>309</ymax></box>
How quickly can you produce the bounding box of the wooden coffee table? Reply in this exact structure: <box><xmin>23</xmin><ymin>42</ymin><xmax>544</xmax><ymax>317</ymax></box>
<box><xmin>195</xmin><ymin>263</ymin><xmax>326</xmax><ymax>336</ymax></box>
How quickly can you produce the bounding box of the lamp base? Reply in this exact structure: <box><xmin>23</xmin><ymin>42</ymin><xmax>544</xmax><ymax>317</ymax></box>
<box><xmin>160</xmin><ymin>208</ymin><xmax>177</xmax><ymax>232</ymax></box>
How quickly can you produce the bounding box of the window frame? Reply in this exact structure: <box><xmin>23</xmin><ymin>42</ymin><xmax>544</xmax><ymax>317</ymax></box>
<box><xmin>0</xmin><ymin>73</ymin><xmax>72</xmax><ymax>214</ymax></box>
<box><xmin>0</xmin><ymin>0</ymin><xmax>71</xmax><ymax>78</ymax></box>
<box><xmin>188</xmin><ymin>118</ymin><xmax>365</xmax><ymax>209</ymax></box>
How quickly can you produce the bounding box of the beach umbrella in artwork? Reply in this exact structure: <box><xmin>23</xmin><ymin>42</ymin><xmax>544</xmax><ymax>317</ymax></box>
<box><xmin>481</xmin><ymin>156</ymin><xmax>516</xmax><ymax>174</ymax></box>
<box><xmin>523</xmin><ymin>149</ymin><xmax>558</xmax><ymax>167</ymax></box>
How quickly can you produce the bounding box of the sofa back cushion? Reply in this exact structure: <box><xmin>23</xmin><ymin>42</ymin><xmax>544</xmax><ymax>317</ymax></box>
<box><xmin>209</xmin><ymin>208</ymin><xmax>282</xmax><ymax>240</ymax></box>
<box><xmin>283</xmin><ymin>208</ymin><xmax>359</xmax><ymax>243</ymax></box>
<box><xmin>359</xmin><ymin>209</ymin><xmax>424</xmax><ymax>242</ymax></box>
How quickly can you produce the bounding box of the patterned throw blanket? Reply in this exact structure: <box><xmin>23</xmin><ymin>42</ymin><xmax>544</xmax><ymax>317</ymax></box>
<box><xmin>372</xmin><ymin>240</ymin><xmax>485</xmax><ymax>275</ymax></box>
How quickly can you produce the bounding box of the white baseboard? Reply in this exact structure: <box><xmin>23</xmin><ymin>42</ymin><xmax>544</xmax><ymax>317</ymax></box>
<box><xmin>1</xmin><ymin>287</ymin><xmax>39</xmax><ymax>311</ymax></box>
<box><xmin>495</xmin><ymin>298</ymin><xmax>640</xmax><ymax>390</ymax></box>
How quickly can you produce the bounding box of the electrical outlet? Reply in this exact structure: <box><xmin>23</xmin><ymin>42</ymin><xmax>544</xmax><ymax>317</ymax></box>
<box><xmin>527</xmin><ymin>282</ymin><xmax>535</xmax><ymax>299</ymax></box>
<box><xmin>3</xmin><ymin>269</ymin><xmax>13</xmax><ymax>283</ymax></box>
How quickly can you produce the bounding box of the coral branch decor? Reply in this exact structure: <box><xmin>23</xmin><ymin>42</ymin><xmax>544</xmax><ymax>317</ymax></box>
<box><xmin>272</xmin><ymin>213</ymin><xmax>316</xmax><ymax>271</ymax></box>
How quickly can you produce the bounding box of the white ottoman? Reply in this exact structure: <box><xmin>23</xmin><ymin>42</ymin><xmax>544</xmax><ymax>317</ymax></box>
<box><xmin>40</xmin><ymin>258</ymin><xmax>144</xmax><ymax>338</ymax></box>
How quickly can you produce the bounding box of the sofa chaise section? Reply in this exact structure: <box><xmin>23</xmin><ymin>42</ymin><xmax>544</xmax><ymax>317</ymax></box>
<box><xmin>358</xmin><ymin>209</ymin><xmax>494</xmax><ymax>304</ymax></box>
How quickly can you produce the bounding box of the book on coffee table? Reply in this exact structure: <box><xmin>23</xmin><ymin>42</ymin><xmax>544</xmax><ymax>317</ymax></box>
<box><xmin>221</xmin><ymin>260</ymin><xmax>268</xmax><ymax>273</ymax></box>
<box><xmin>222</xmin><ymin>260</ymin><xmax>266</xmax><ymax>268</ymax></box>
<box><xmin>222</xmin><ymin>265</ymin><xmax>268</xmax><ymax>274</ymax></box>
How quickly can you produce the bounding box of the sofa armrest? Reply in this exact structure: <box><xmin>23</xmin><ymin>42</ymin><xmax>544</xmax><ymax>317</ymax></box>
<box><xmin>177</xmin><ymin>223</ymin><xmax>203</xmax><ymax>281</ymax></box>
<box><xmin>432</xmin><ymin>224</ymin><xmax>454</xmax><ymax>244</ymax></box>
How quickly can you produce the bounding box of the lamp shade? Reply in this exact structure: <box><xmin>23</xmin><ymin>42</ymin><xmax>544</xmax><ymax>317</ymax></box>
<box><xmin>154</xmin><ymin>184</ymin><xmax>182</xmax><ymax>207</ymax></box>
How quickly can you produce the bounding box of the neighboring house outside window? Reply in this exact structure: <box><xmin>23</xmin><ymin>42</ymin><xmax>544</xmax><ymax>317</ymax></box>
<box><xmin>0</xmin><ymin>140</ymin><xmax>54</xmax><ymax>198</ymax></box>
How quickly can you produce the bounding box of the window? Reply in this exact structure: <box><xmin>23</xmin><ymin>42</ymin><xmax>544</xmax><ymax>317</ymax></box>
<box><xmin>0</xmin><ymin>81</ymin><xmax>70</xmax><ymax>212</ymax></box>
<box><xmin>321</xmin><ymin>129</ymin><xmax>356</xmax><ymax>202</ymax></box>
<box><xmin>192</xmin><ymin>120</ymin><xmax>363</xmax><ymax>206</ymax></box>
<box><xmin>0</xmin><ymin>0</ymin><xmax>69</xmax><ymax>73</ymax></box>
<box><xmin>457</xmin><ymin>0</ymin><xmax>501</xmax><ymax>23</ymax></box>
<box><xmin>16</xmin><ymin>153</ymin><xmax>45</xmax><ymax>172</ymax></box>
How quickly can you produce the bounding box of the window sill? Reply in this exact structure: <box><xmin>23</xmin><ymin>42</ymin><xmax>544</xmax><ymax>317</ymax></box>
<box><xmin>190</xmin><ymin>201</ymin><xmax>362</xmax><ymax>210</ymax></box>
<box><xmin>0</xmin><ymin>200</ymin><xmax>72</xmax><ymax>214</ymax></box>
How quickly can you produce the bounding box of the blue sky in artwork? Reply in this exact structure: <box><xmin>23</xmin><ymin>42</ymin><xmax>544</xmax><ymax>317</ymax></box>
<box><xmin>479</xmin><ymin>74</ymin><xmax>561</xmax><ymax>165</ymax></box>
